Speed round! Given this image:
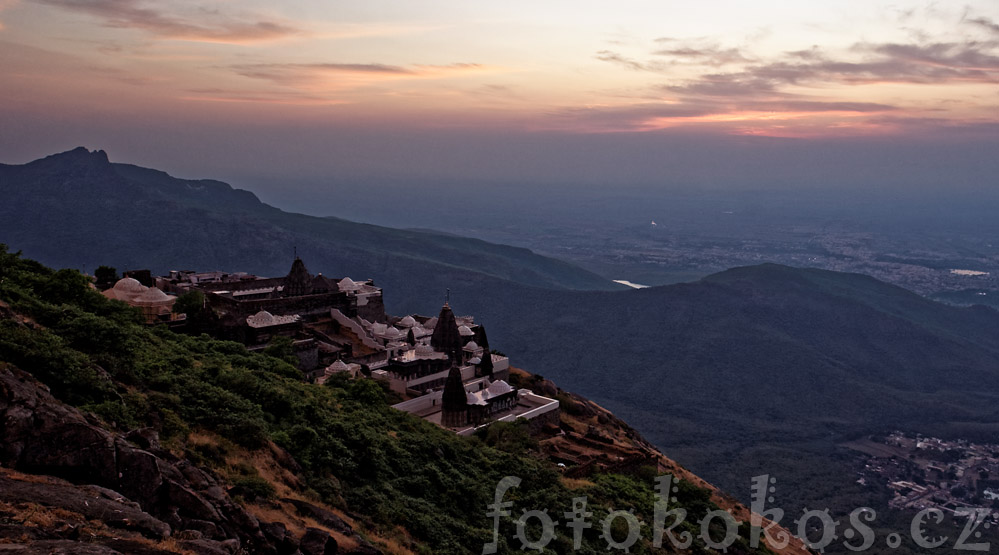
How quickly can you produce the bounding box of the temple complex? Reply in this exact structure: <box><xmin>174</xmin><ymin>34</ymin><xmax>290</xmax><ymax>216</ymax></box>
<box><xmin>107</xmin><ymin>256</ymin><xmax>556</xmax><ymax>434</ymax></box>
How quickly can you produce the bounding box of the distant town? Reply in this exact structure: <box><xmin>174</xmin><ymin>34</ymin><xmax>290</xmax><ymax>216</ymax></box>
<box><xmin>845</xmin><ymin>432</ymin><xmax>999</xmax><ymax>518</ymax></box>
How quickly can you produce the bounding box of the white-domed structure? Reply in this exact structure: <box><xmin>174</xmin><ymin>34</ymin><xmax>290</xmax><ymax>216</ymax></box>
<box><xmin>338</xmin><ymin>277</ymin><xmax>361</xmax><ymax>292</ymax></box>
<box><xmin>398</xmin><ymin>315</ymin><xmax>417</xmax><ymax>328</ymax></box>
<box><xmin>113</xmin><ymin>277</ymin><xmax>145</xmax><ymax>295</ymax></box>
<box><xmin>246</xmin><ymin>310</ymin><xmax>300</xmax><ymax>328</ymax></box>
<box><xmin>103</xmin><ymin>278</ymin><xmax>178</xmax><ymax>324</ymax></box>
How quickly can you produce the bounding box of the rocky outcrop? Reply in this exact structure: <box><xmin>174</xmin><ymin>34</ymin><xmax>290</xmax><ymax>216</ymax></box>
<box><xmin>280</xmin><ymin>498</ymin><xmax>382</xmax><ymax>554</ymax></box>
<box><xmin>0</xmin><ymin>363</ymin><xmax>276</xmax><ymax>553</ymax></box>
<box><xmin>0</xmin><ymin>473</ymin><xmax>170</xmax><ymax>539</ymax></box>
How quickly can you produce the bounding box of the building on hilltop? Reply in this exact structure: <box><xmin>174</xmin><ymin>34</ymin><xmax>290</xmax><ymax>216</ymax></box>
<box><xmin>144</xmin><ymin>256</ymin><xmax>554</xmax><ymax>434</ymax></box>
<box><xmin>373</xmin><ymin>302</ymin><xmax>510</xmax><ymax>395</ymax></box>
<box><xmin>392</xmin><ymin>370</ymin><xmax>559</xmax><ymax>436</ymax></box>
<box><xmin>154</xmin><ymin>257</ymin><xmax>391</xmax><ymax>371</ymax></box>
<box><xmin>102</xmin><ymin>277</ymin><xmax>185</xmax><ymax>325</ymax></box>
<box><xmin>387</xmin><ymin>299</ymin><xmax>556</xmax><ymax>435</ymax></box>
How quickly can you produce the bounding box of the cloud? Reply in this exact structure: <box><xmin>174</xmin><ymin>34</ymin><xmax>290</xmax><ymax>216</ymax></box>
<box><xmin>35</xmin><ymin>0</ymin><xmax>301</xmax><ymax>43</ymax></box>
<box><xmin>590</xmin><ymin>28</ymin><xmax>998</xmax><ymax>135</ymax></box>
<box><xmin>651</xmin><ymin>38</ymin><xmax>752</xmax><ymax>66</ymax></box>
<box><xmin>181</xmin><ymin>87</ymin><xmax>349</xmax><ymax>106</ymax></box>
<box><xmin>231</xmin><ymin>61</ymin><xmax>485</xmax><ymax>88</ymax></box>
<box><xmin>545</xmin><ymin>95</ymin><xmax>898</xmax><ymax>134</ymax></box>
<box><xmin>604</xmin><ymin>38</ymin><xmax>999</xmax><ymax>87</ymax></box>
<box><xmin>595</xmin><ymin>50</ymin><xmax>664</xmax><ymax>72</ymax></box>
<box><xmin>581</xmin><ymin>33</ymin><xmax>999</xmax><ymax>133</ymax></box>
<box><xmin>663</xmin><ymin>74</ymin><xmax>780</xmax><ymax>97</ymax></box>
<box><xmin>742</xmin><ymin>41</ymin><xmax>999</xmax><ymax>87</ymax></box>
<box><xmin>652</xmin><ymin>46</ymin><xmax>750</xmax><ymax>66</ymax></box>
<box><xmin>965</xmin><ymin>16</ymin><xmax>999</xmax><ymax>36</ymax></box>
<box><xmin>234</xmin><ymin>63</ymin><xmax>415</xmax><ymax>83</ymax></box>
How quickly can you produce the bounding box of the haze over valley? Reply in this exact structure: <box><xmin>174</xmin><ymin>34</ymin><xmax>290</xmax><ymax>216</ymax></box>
<box><xmin>243</xmin><ymin>176</ymin><xmax>999</xmax><ymax>308</ymax></box>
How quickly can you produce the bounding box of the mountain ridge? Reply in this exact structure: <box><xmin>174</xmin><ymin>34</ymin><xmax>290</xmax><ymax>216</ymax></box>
<box><xmin>0</xmin><ymin>148</ymin><xmax>619</xmax><ymax>305</ymax></box>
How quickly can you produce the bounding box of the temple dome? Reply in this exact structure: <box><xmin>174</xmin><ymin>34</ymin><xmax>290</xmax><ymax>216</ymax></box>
<box><xmin>486</xmin><ymin>380</ymin><xmax>513</xmax><ymax>396</ymax></box>
<box><xmin>247</xmin><ymin>310</ymin><xmax>275</xmax><ymax>327</ymax></box>
<box><xmin>398</xmin><ymin>315</ymin><xmax>417</xmax><ymax>328</ymax></box>
<box><xmin>339</xmin><ymin>277</ymin><xmax>360</xmax><ymax>292</ymax></box>
<box><xmin>328</xmin><ymin>360</ymin><xmax>350</xmax><ymax>372</ymax></box>
<box><xmin>113</xmin><ymin>277</ymin><xmax>145</xmax><ymax>294</ymax></box>
<box><xmin>458</xmin><ymin>325</ymin><xmax>474</xmax><ymax>337</ymax></box>
<box><xmin>135</xmin><ymin>287</ymin><xmax>170</xmax><ymax>303</ymax></box>
<box><xmin>464</xmin><ymin>340</ymin><xmax>480</xmax><ymax>350</ymax></box>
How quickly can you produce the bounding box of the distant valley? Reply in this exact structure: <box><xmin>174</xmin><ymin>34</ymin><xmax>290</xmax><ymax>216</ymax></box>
<box><xmin>248</xmin><ymin>175</ymin><xmax>999</xmax><ymax>308</ymax></box>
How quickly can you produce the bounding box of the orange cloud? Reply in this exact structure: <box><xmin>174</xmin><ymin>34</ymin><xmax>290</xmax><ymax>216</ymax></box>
<box><xmin>230</xmin><ymin>61</ymin><xmax>492</xmax><ymax>93</ymax></box>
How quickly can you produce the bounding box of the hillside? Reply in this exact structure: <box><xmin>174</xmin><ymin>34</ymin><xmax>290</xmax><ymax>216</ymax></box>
<box><xmin>464</xmin><ymin>264</ymin><xmax>999</xmax><ymax>536</ymax></box>
<box><xmin>0</xmin><ymin>148</ymin><xmax>617</xmax><ymax>306</ymax></box>
<box><xmin>0</xmin><ymin>247</ymin><xmax>813</xmax><ymax>554</ymax></box>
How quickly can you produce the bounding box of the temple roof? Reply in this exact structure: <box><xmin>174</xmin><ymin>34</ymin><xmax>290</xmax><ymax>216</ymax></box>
<box><xmin>431</xmin><ymin>303</ymin><xmax>462</xmax><ymax>362</ymax></box>
<box><xmin>441</xmin><ymin>365</ymin><xmax>468</xmax><ymax>412</ymax></box>
<box><xmin>134</xmin><ymin>287</ymin><xmax>171</xmax><ymax>304</ymax></box>
<box><xmin>113</xmin><ymin>277</ymin><xmax>145</xmax><ymax>294</ymax></box>
<box><xmin>398</xmin><ymin>315</ymin><xmax>417</xmax><ymax>328</ymax></box>
<box><xmin>328</xmin><ymin>360</ymin><xmax>350</xmax><ymax>372</ymax></box>
<box><xmin>246</xmin><ymin>310</ymin><xmax>300</xmax><ymax>328</ymax></box>
<box><xmin>338</xmin><ymin>277</ymin><xmax>360</xmax><ymax>292</ymax></box>
<box><xmin>466</xmin><ymin>379</ymin><xmax>515</xmax><ymax>406</ymax></box>
<box><xmin>284</xmin><ymin>257</ymin><xmax>312</xmax><ymax>297</ymax></box>
<box><xmin>476</xmin><ymin>325</ymin><xmax>494</xmax><ymax>374</ymax></box>
<box><xmin>310</xmin><ymin>274</ymin><xmax>333</xmax><ymax>293</ymax></box>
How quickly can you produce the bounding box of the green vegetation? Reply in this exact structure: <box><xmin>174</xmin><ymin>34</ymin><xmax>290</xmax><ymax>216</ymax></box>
<box><xmin>0</xmin><ymin>245</ymin><xmax>772</xmax><ymax>554</ymax></box>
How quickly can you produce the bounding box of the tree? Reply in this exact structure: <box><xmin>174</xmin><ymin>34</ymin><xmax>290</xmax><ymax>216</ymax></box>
<box><xmin>173</xmin><ymin>290</ymin><xmax>205</xmax><ymax>316</ymax></box>
<box><xmin>264</xmin><ymin>335</ymin><xmax>300</xmax><ymax>368</ymax></box>
<box><xmin>94</xmin><ymin>265</ymin><xmax>118</xmax><ymax>290</ymax></box>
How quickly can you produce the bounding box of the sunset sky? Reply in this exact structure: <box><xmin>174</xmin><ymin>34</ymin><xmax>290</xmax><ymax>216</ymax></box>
<box><xmin>1</xmin><ymin>1</ymin><xmax>997</xmax><ymax>188</ymax></box>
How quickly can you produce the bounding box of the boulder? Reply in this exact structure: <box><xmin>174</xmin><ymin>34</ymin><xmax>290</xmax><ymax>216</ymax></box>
<box><xmin>300</xmin><ymin>527</ymin><xmax>337</xmax><ymax>555</ymax></box>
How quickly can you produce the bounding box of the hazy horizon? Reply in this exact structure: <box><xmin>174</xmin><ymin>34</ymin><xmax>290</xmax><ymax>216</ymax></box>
<box><xmin>2</xmin><ymin>0</ymin><xmax>997</xmax><ymax>191</ymax></box>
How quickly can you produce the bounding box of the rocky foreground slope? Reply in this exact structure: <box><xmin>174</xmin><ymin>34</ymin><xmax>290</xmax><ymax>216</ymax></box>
<box><xmin>0</xmin><ymin>362</ymin><xmax>378</xmax><ymax>555</ymax></box>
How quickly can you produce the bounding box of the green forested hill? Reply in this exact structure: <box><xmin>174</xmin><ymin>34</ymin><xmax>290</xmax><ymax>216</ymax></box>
<box><xmin>471</xmin><ymin>263</ymin><xmax>999</xmax><ymax>527</ymax></box>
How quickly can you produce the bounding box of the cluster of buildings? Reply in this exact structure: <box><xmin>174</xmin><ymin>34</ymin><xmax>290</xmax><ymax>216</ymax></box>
<box><xmin>853</xmin><ymin>432</ymin><xmax>999</xmax><ymax>515</ymax></box>
<box><xmin>101</xmin><ymin>257</ymin><xmax>558</xmax><ymax>434</ymax></box>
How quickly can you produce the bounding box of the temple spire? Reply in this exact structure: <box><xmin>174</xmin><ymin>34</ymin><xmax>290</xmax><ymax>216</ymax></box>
<box><xmin>440</xmin><ymin>365</ymin><xmax>468</xmax><ymax>427</ymax></box>
<box><xmin>431</xmin><ymin>301</ymin><xmax>462</xmax><ymax>363</ymax></box>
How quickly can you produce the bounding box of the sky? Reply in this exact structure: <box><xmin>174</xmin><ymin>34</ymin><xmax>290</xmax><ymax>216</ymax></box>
<box><xmin>1</xmin><ymin>1</ymin><xmax>997</xmax><ymax>189</ymax></box>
